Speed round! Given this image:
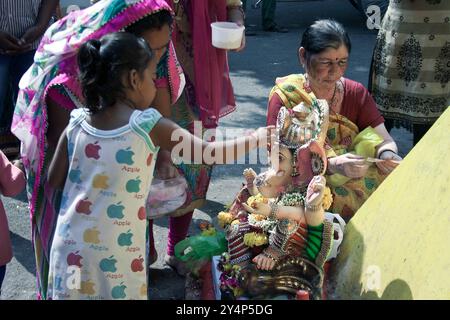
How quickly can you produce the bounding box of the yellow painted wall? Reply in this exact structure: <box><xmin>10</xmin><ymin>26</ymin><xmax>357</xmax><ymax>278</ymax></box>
<box><xmin>327</xmin><ymin>107</ymin><xmax>450</xmax><ymax>300</ymax></box>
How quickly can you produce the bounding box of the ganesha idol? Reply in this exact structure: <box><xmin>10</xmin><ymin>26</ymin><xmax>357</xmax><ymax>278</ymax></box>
<box><xmin>217</xmin><ymin>99</ymin><xmax>345</xmax><ymax>299</ymax></box>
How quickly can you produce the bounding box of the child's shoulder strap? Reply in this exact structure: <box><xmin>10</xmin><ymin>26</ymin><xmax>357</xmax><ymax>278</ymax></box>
<box><xmin>130</xmin><ymin>108</ymin><xmax>162</xmax><ymax>153</ymax></box>
<box><xmin>67</xmin><ymin>108</ymin><xmax>87</xmax><ymax>130</ymax></box>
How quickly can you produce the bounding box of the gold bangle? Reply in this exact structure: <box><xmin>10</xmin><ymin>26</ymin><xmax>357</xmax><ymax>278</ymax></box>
<box><xmin>269</xmin><ymin>202</ymin><xmax>279</xmax><ymax>220</ymax></box>
<box><xmin>263</xmin><ymin>251</ymin><xmax>278</xmax><ymax>262</ymax></box>
<box><xmin>305</xmin><ymin>203</ymin><xmax>322</xmax><ymax>212</ymax></box>
<box><xmin>226</xmin><ymin>0</ymin><xmax>243</xmax><ymax>7</ymax></box>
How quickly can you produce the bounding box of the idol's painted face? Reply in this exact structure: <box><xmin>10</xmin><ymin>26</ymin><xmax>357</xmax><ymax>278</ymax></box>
<box><xmin>256</xmin><ymin>146</ymin><xmax>293</xmax><ymax>198</ymax></box>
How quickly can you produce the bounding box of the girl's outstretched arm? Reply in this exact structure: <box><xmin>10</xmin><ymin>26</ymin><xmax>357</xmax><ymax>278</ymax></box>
<box><xmin>48</xmin><ymin>128</ymin><xmax>69</xmax><ymax>190</ymax></box>
<box><xmin>150</xmin><ymin>118</ymin><xmax>274</xmax><ymax>165</ymax></box>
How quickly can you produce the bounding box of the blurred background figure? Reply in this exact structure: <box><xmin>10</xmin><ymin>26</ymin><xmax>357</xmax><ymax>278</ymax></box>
<box><xmin>242</xmin><ymin>0</ymin><xmax>288</xmax><ymax>33</ymax></box>
<box><xmin>369</xmin><ymin>0</ymin><xmax>450</xmax><ymax>146</ymax></box>
<box><xmin>0</xmin><ymin>0</ymin><xmax>59</xmax><ymax>159</ymax></box>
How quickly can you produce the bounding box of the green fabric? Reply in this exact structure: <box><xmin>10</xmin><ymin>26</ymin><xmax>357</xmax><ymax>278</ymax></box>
<box><xmin>304</xmin><ymin>223</ymin><xmax>324</xmax><ymax>261</ymax></box>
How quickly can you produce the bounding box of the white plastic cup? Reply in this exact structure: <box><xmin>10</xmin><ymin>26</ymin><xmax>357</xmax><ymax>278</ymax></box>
<box><xmin>211</xmin><ymin>22</ymin><xmax>245</xmax><ymax>50</ymax></box>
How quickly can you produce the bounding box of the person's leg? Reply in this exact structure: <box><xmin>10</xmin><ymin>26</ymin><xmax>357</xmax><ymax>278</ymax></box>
<box><xmin>384</xmin><ymin>118</ymin><xmax>394</xmax><ymax>132</ymax></box>
<box><xmin>0</xmin><ymin>54</ymin><xmax>13</xmax><ymax>117</ymax></box>
<box><xmin>10</xmin><ymin>50</ymin><xmax>35</xmax><ymax>102</ymax></box>
<box><xmin>148</xmin><ymin>219</ymin><xmax>158</xmax><ymax>265</ymax></box>
<box><xmin>242</xmin><ymin>0</ymin><xmax>247</xmax><ymax>11</ymax></box>
<box><xmin>262</xmin><ymin>0</ymin><xmax>287</xmax><ymax>32</ymax></box>
<box><xmin>0</xmin><ymin>265</ymin><xmax>6</xmax><ymax>296</ymax></box>
<box><xmin>412</xmin><ymin>123</ymin><xmax>432</xmax><ymax>146</ymax></box>
<box><xmin>241</xmin><ymin>0</ymin><xmax>257</xmax><ymax>36</ymax></box>
<box><xmin>1</xmin><ymin>51</ymin><xmax>33</xmax><ymax>159</ymax></box>
<box><xmin>262</xmin><ymin>0</ymin><xmax>276</xmax><ymax>30</ymax></box>
<box><xmin>165</xmin><ymin>211</ymin><xmax>194</xmax><ymax>276</ymax></box>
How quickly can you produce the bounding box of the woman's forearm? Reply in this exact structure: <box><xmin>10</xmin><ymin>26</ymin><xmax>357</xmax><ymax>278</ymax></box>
<box><xmin>376</xmin><ymin>139</ymin><xmax>398</xmax><ymax>157</ymax></box>
<box><xmin>227</xmin><ymin>7</ymin><xmax>245</xmax><ymax>26</ymax></box>
<box><xmin>373</xmin><ymin>123</ymin><xmax>399</xmax><ymax>156</ymax></box>
<box><xmin>36</xmin><ymin>0</ymin><xmax>59</xmax><ymax>29</ymax></box>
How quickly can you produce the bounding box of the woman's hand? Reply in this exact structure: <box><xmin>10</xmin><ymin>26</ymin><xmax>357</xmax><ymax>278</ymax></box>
<box><xmin>227</xmin><ymin>6</ymin><xmax>246</xmax><ymax>52</ymax></box>
<box><xmin>328</xmin><ymin>153</ymin><xmax>369</xmax><ymax>178</ymax></box>
<box><xmin>376</xmin><ymin>150</ymin><xmax>402</xmax><ymax>174</ymax></box>
<box><xmin>232</xmin><ymin>32</ymin><xmax>246</xmax><ymax>52</ymax></box>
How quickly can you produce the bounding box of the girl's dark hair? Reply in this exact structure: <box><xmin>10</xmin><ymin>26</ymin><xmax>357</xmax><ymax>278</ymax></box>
<box><xmin>77</xmin><ymin>32</ymin><xmax>153</xmax><ymax>113</ymax></box>
<box><xmin>125</xmin><ymin>9</ymin><xmax>173</xmax><ymax>36</ymax></box>
<box><xmin>300</xmin><ymin>19</ymin><xmax>351</xmax><ymax>60</ymax></box>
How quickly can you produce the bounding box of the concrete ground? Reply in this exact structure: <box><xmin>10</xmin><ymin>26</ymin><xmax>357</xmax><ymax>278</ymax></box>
<box><xmin>1</xmin><ymin>0</ymin><xmax>412</xmax><ymax>300</ymax></box>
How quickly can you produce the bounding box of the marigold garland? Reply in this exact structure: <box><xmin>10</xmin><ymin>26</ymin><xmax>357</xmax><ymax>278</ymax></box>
<box><xmin>247</xmin><ymin>193</ymin><xmax>268</xmax><ymax>208</ymax></box>
<box><xmin>218</xmin><ymin>211</ymin><xmax>235</xmax><ymax>228</ymax></box>
<box><xmin>322</xmin><ymin>186</ymin><xmax>333</xmax><ymax>210</ymax></box>
<box><xmin>243</xmin><ymin>232</ymin><xmax>268</xmax><ymax>247</ymax></box>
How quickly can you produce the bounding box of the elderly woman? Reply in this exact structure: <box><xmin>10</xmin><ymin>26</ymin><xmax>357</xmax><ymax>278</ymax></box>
<box><xmin>266</xmin><ymin>19</ymin><xmax>402</xmax><ymax>221</ymax></box>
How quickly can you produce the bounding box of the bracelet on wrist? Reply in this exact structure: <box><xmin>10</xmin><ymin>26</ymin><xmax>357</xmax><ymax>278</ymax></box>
<box><xmin>227</xmin><ymin>5</ymin><xmax>245</xmax><ymax>21</ymax></box>
<box><xmin>305</xmin><ymin>203</ymin><xmax>322</xmax><ymax>212</ymax></box>
<box><xmin>269</xmin><ymin>202</ymin><xmax>279</xmax><ymax>220</ymax></box>
<box><xmin>378</xmin><ymin>149</ymin><xmax>397</xmax><ymax>159</ymax></box>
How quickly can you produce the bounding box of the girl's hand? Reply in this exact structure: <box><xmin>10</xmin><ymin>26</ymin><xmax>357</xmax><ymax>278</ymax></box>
<box><xmin>251</xmin><ymin>125</ymin><xmax>276</xmax><ymax>146</ymax></box>
<box><xmin>328</xmin><ymin>153</ymin><xmax>369</xmax><ymax>178</ymax></box>
<box><xmin>376</xmin><ymin>150</ymin><xmax>402</xmax><ymax>174</ymax></box>
<box><xmin>154</xmin><ymin>150</ymin><xmax>178</xmax><ymax>179</ymax></box>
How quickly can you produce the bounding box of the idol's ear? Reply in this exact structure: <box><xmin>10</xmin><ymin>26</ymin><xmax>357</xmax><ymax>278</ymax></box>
<box><xmin>309</xmin><ymin>140</ymin><xmax>327</xmax><ymax>176</ymax></box>
<box><xmin>294</xmin><ymin>140</ymin><xmax>327</xmax><ymax>184</ymax></box>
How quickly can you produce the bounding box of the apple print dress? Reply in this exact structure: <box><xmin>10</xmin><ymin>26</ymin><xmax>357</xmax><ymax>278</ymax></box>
<box><xmin>47</xmin><ymin>108</ymin><xmax>161</xmax><ymax>300</ymax></box>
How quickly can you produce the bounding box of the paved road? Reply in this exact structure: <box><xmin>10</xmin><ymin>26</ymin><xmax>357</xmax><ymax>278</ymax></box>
<box><xmin>1</xmin><ymin>0</ymin><xmax>412</xmax><ymax>300</ymax></box>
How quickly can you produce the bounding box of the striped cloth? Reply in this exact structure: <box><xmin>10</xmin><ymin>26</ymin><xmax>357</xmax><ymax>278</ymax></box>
<box><xmin>370</xmin><ymin>0</ymin><xmax>450</xmax><ymax>129</ymax></box>
<box><xmin>0</xmin><ymin>0</ymin><xmax>43</xmax><ymax>50</ymax></box>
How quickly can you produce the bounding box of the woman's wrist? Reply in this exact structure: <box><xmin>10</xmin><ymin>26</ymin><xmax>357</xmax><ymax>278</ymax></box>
<box><xmin>326</xmin><ymin>157</ymin><xmax>337</xmax><ymax>174</ymax></box>
<box><xmin>378</xmin><ymin>149</ymin><xmax>398</xmax><ymax>159</ymax></box>
<box><xmin>227</xmin><ymin>2</ymin><xmax>245</xmax><ymax>25</ymax></box>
